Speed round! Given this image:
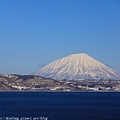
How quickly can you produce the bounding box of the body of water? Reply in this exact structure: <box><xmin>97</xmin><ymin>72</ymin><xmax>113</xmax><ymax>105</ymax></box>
<box><xmin>0</xmin><ymin>92</ymin><xmax>120</xmax><ymax>120</ymax></box>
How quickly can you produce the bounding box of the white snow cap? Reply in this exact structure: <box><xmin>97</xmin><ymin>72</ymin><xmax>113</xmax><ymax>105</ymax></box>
<box><xmin>34</xmin><ymin>53</ymin><xmax>120</xmax><ymax>80</ymax></box>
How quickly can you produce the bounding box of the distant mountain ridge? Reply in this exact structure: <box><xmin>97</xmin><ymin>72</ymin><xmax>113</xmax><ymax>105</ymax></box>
<box><xmin>34</xmin><ymin>53</ymin><xmax>120</xmax><ymax>80</ymax></box>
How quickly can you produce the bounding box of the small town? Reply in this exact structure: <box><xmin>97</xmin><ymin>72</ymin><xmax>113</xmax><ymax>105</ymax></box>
<box><xmin>0</xmin><ymin>74</ymin><xmax>120</xmax><ymax>92</ymax></box>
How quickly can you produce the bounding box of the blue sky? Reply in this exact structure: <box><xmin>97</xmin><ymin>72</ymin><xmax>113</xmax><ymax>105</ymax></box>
<box><xmin>0</xmin><ymin>0</ymin><xmax>120</xmax><ymax>74</ymax></box>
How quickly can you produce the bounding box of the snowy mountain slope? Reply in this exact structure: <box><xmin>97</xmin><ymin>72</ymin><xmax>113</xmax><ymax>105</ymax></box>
<box><xmin>34</xmin><ymin>53</ymin><xmax>120</xmax><ymax>80</ymax></box>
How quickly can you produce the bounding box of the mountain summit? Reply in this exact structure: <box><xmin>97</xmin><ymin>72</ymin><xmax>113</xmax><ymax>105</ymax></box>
<box><xmin>34</xmin><ymin>53</ymin><xmax>120</xmax><ymax>80</ymax></box>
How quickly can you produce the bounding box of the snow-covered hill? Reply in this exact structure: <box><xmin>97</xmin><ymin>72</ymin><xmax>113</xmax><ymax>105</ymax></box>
<box><xmin>34</xmin><ymin>53</ymin><xmax>120</xmax><ymax>80</ymax></box>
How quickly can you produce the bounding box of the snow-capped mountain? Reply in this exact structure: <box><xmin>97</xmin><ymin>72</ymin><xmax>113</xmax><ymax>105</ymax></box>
<box><xmin>34</xmin><ymin>53</ymin><xmax>120</xmax><ymax>80</ymax></box>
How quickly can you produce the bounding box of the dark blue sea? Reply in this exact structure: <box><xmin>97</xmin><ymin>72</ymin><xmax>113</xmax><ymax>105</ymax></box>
<box><xmin>0</xmin><ymin>92</ymin><xmax>120</xmax><ymax>120</ymax></box>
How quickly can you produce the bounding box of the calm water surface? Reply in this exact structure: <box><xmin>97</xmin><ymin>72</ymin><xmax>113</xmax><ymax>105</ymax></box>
<box><xmin>0</xmin><ymin>92</ymin><xmax>120</xmax><ymax>120</ymax></box>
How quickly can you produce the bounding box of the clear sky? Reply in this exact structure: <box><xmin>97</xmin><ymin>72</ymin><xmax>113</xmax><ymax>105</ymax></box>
<box><xmin>0</xmin><ymin>0</ymin><xmax>120</xmax><ymax>74</ymax></box>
